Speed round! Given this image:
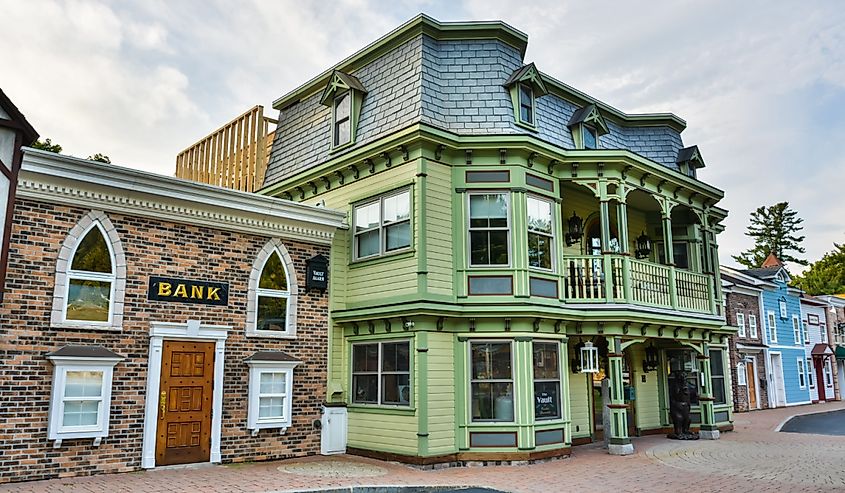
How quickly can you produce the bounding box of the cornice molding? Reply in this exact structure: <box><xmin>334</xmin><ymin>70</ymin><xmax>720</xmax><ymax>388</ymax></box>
<box><xmin>20</xmin><ymin>149</ymin><xmax>346</xmax><ymax>245</ymax></box>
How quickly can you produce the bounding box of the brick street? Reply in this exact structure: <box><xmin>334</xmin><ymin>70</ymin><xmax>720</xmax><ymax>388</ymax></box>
<box><xmin>4</xmin><ymin>400</ymin><xmax>845</xmax><ymax>493</ymax></box>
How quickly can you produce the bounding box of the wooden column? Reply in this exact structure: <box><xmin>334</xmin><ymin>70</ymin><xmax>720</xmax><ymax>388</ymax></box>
<box><xmin>697</xmin><ymin>344</ymin><xmax>721</xmax><ymax>439</ymax></box>
<box><xmin>607</xmin><ymin>337</ymin><xmax>634</xmax><ymax>455</ymax></box>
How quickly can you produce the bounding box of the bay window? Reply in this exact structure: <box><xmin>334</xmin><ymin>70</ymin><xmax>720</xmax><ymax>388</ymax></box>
<box><xmin>470</xmin><ymin>341</ymin><xmax>513</xmax><ymax>422</ymax></box>
<box><xmin>533</xmin><ymin>341</ymin><xmax>561</xmax><ymax>420</ymax></box>
<box><xmin>527</xmin><ymin>196</ymin><xmax>554</xmax><ymax>270</ymax></box>
<box><xmin>353</xmin><ymin>189</ymin><xmax>411</xmax><ymax>260</ymax></box>
<box><xmin>351</xmin><ymin>340</ymin><xmax>411</xmax><ymax>406</ymax></box>
<box><xmin>468</xmin><ymin>192</ymin><xmax>510</xmax><ymax>266</ymax></box>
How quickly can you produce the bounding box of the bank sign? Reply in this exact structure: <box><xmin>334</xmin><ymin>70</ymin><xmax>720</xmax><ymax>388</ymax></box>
<box><xmin>148</xmin><ymin>276</ymin><xmax>229</xmax><ymax>306</ymax></box>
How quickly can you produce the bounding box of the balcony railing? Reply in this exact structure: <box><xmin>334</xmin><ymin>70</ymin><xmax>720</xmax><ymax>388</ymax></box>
<box><xmin>562</xmin><ymin>255</ymin><xmax>716</xmax><ymax>314</ymax></box>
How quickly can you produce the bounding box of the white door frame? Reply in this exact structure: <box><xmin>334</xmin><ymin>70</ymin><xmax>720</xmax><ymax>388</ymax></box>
<box><xmin>769</xmin><ymin>352</ymin><xmax>786</xmax><ymax>407</ymax></box>
<box><xmin>141</xmin><ymin>320</ymin><xmax>230</xmax><ymax>469</ymax></box>
<box><xmin>745</xmin><ymin>355</ymin><xmax>762</xmax><ymax>410</ymax></box>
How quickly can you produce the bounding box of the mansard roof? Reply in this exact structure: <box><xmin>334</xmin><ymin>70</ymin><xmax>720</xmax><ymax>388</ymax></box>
<box><xmin>568</xmin><ymin>103</ymin><xmax>610</xmax><ymax>135</ymax></box>
<box><xmin>676</xmin><ymin>145</ymin><xmax>705</xmax><ymax>168</ymax></box>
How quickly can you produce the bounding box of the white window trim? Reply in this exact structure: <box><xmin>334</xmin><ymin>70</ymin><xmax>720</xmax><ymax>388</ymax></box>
<box><xmin>246</xmin><ymin>239</ymin><xmax>299</xmax><ymax>339</ymax></box>
<box><xmin>825</xmin><ymin>359</ymin><xmax>833</xmax><ymax>387</ymax></box>
<box><xmin>468</xmin><ymin>340</ymin><xmax>515</xmax><ymax>423</ymax></box>
<box><xmin>768</xmin><ymin>311</ymin><xmax>778</xmax><ymax>343</ymax></box>
<box><xmin>350</xmin><ymin>339</ymin><xmax>413</xmax><ymax>407</ymax></box>
<box><xmin>532</xmin><ymin>340</ymin><xmax>563</xmax><ymax>421</ymax></box>
<box><xmin>581</xmin><ymin>124</ymin><xmax>599</xmax><ymax>149</ymax></box>
<box><xmin>807</xmin><ymin>358</ymin><xmax>815</xmax><ymax>388</ymax></box>
<box><xmin>332</xmin><ymin>91</ymin><xmax>352</xmax><ymax>148</ymax></box>
<box><xmin>792</xmin><ymin>314</ymin><xmax>801</xmax><ymax>345</ymax></box>
<box><xmin>526</xmin><ymin>194</ymin><xmax>555</xmax><ymax>272</ymax></box>
<box><xmin>779</xmin><ymin>299</ymin><xmax>788</xmax><ymax>319</ymax></box>
<box><xmin>736</xmin><ymin>312</ymin><xmax>746</xmax><ymax>337</ymax></box>
<box><xmin>51</xmin><ymin>211</ymin><xmax>126</xmax><ymax>331</ymax></box>
<box><xmin>467</xmin><ymin>191</ymin><xmax>512</xmax><ymax>268</ymax></box>
<box><xmin>749</xmin><ymin>314</ymin><xmax>758</xmax><ymax>339</ymax></box>
<box><xmin>47</xmin><ymin>354</ymin><xmax>121</xmax><ymax>445</ymax></box>
<box><xmin>797</xmin><ymin>358</ymin><xmax>806</xmax><ymax>389</ymax></box>
<box><xmin>247</xmin><ymin>360</ymin><xmax>299</xmax><ymax>434</ymax></box>
<box><xmin>820</xmin><ymin>323</ymin><xmax>828</xmax><ymax>343</ymax></box>
<box><xmin>352</xmin><ymin>188</ymin><xmax>412</xmax><ymax>261</ymax></box>
<box><xmin>736</xmin><ymin>362</ymin><xmax>747</xmax><ymax>386</ymax></box>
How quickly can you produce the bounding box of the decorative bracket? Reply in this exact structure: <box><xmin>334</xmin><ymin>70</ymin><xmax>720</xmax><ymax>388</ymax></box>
<box><xmin>575</xmin><ymin>321</ymin><xmax>583</xmax><ymax>334</ymax></box>
<box><xmin>437</xmin><ymin>317</ymin><xmax>445</xmax><ymax>331</ymax></box>
<box><xmin>435</xmin><ymin>144</ymin><xmax>446</xmax><ymax>161</ymax></box>
<box><xmin>352</xmin><ymin>323</ymin><xmax>359</xmax><ymax>336</ymax></box>
<box><xmin>527</xmin><ymin>152</ymin><xmax>538</xmax><ymax>168</ymax></box>
<box><xmin>597</xmin><ymin>162</ymin><xmax>604</xmax><ymax>177</ymax></box>
<box><xmin>366</xmin><ymin>158</ymin><xmax>375</xmax><ymax>174</ymax></box>
<box><xmin>309</xmin><ymin>181</ymin><xmax>318</xmax><ymax>195</ymax></box>
<box><xmin>334</xmin><ymin>170</ymin><xmax>345</xmax><ymax>185</ymax></box>
<box><xmin>597</xmin><ymin>322</ymin><xmax>604</xmax><ymax>334</ymax></box>
<box><xmin>622</xmin><ymin>165</ymin><xmax>633</xmax><ymax>179</ymax></box>
<box><xmin>571</xmin><ymin>162</ymin><xmax>579</xmax><ymax>178</ymax></box>
<box><xmin>673</xmin><ymin>186</ymin><xmax>683</xmax><ymax>199</ymax></box>
<box><xmin>554</xmin><ymin>320</ymin><xmax>562</xmax><ymax>333</ymax></box>
<box><xmin>469</xmin><ymin>318</ymin><xmax>476</xmax><ymax>332</ymax></box>
<box><xmin>296</xmin><ymin>186</ymin><xmax>305</xmax><ymax>200</ymax></box>
<box><xmin>657</xmin><ymin>179</ymin><xmax>667</xmax><ymax>193</ymax></box>
<box><xmin>657</xmin><ymin>325</ymin><xmax>665</xmax><ymax>337</ymax></box>
<box><xmin>504</xmin><ymin>318</ymin><xmax>511</xmax><ymax>332</ymax></box>
<box><xmin>533</xmin><ymin>318</ymin><xmax>541</xmax><ymax>332</ymax></box>
<box><xmin>367</xmin><ymin>321</ymin><xmax>375</xmax><ymax>335</ymax></box>
<box><xmin>283</xmin><ymin>191</ymin><xmax>293</xmax><ymax>201</ymax></box>
<box><xmin>547</xmin><ymin>159</ymin><xmax>559</xmax><ymax>175</ymax></box>
<box><xmin>397</xmin><ymin>145</ymin><xmax>408</xmax><ymax>161</ymax></box>
<box><xmin>381</xmin><ymin>152</ymin><xmax>392</xmax><ymax>168</ymax></box>
<box><xmin>348</xmin><ymin>165</ymin><xmax>359</xmax><ymax>180</ymax></box>
<box><xmin>465</xmin><ymin>149</ymin><xmax>473</xmax><ymax>165</ymax></box>
<box><xmin>641</xmin><ymin>323</ymin><xmax>650</xmax><ymax>336</ymax></box>
<box><xmin>622</xmin><ymin>322</ymin><xmax>630</xmax><ymax>335</ymax></box>
<box><xmin>499</xmin><ymin>149</ymin><xmax>507</xmax><ymax>165</ymax></box>
<box><xmin>640</xmin><ymin>172</ymin><xmax>651</xmax><ymax>187</ymax></box>
<box><xmin>384</xmin><ymin>319</ymin><xmax>391</xmax><ymax>333</ymax></box>
<box><xmin>688</xmin><ymin>191</ymin><xmax>699</xmax><ymax>205</ymax></box>
<box><xmin>321</xmin><ymin>176</ymin><xmax>331</xmax><ymax>191</ymax></box>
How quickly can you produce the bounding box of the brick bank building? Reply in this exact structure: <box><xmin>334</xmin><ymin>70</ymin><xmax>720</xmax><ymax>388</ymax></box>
<box><xmin>0</xmin><ymin>115</ymin><xmax>345</xmax><ymax>481</ymax></box>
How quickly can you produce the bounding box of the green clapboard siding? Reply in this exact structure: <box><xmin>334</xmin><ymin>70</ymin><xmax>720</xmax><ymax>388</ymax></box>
<box><xmin>327</xmin><ymin>323</ymin><xmax>345</xmax><ymax>401</ymax></box>
<box><xmin>426</xmin><ymin>331</ymin><xmax>456</xmax><ymax>454</ymax></box>
<box><xmin>425</xmin><ymin>162</ymin><xmax>454</xmax><ymax>297</ymax></box>
<box><xmin>347</xmin><ymin>410</ymin><xmax>418</xmax><ymax>454</ymax></box>
<box><xmin>568</xmin><ymin>371</ymin><xmax>592</xmax><ymax>438</ymax></box>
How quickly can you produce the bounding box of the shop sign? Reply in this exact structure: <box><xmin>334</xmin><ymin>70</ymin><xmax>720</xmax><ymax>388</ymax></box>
<box><xmin>148</xmin><ymin>276</ymin><xmax>228</xmax><ymax>306</ymax></box>
<box><xmin>534</xmin><ymin>388</ymin><xmax>559</xmax><ymax>419</ymax></box>
<box><xmin>306</xmin><ymin>254</ymin><xmax>329</xmax><ymax>291</ymax></box>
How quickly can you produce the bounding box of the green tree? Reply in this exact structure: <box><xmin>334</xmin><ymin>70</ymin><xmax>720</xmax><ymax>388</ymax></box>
<box><xmin>732</xmin><ymin>202</ymin><xmax>807</xmax><ymax>268</ymax></box>
<box><xmin>792</xmin><ymin>243</ymin><xmax>845</xmax><ymax>295</ymax></box>
<box><xmin>88</xmin><ymin>153</ymin><xmax>111</xmax><ymax>164</ymax></box>
<box><xmin>30</xmin><ymin>138</ymin><xmax>62</xmax><ymax>153</ymax></box>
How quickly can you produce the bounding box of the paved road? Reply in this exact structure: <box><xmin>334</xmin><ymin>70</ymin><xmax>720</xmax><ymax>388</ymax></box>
<box><xmin>4</xmin><ymin>401</ymin><xmax>845</xmax><ymax>493</ymax></box>
<box><xmin>780</xmin><ymin>409</ymin><xmax>845</xmax><ymax>436</ymax></box>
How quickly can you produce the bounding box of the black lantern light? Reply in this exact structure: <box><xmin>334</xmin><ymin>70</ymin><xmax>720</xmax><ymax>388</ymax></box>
<box><xmin>565</xmin><ymin>211</ymin><xmax>584</xmax><ymax>246</ymax></box>
<box><xmin>642</xmin><ymin>343</ymin><xmax>659</xmax><ymax>373</ymax></box>
<box><xmin>635</xmin><ymin>230</ymin><xmax>652</xmax><ymax>259</ymax></box>
<box><xmin>571</xmin><ymin>341</ymin><xmax>584</xmax><ymax>373</ymax></box>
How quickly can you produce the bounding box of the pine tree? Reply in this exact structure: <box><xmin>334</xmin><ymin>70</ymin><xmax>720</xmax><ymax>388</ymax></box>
<box><xmin>732</xmin><ymin>202</ymin><xmax>807</xmax><ymax>268</ymax></box>
<box><xmin>792</xmin><ymin>243</ymin><xmax>845</xmax><ymax>295</ymax></box>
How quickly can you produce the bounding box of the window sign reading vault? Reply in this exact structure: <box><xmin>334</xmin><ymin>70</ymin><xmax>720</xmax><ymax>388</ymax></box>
<box><xmin>147</xmin><ymin>276</ymin><xmax>229</xmax><ymax>306</ymax></box>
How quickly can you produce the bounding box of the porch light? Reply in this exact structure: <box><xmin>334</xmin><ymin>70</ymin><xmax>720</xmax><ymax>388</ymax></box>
<box><xmin>642</xmin><ymin>343</ymin><xmax>659</xmax><ymax>373</ymax></box>
<box><xmin>571</xmin><ymin>341</ymin><xmax>584</xmax><ymax>373</ymax></box>
<box><xmin>580</xmin><ymin>342</ymin><xmax>599</xmax><ymax>373</ymax></box>
<box><xmin>565</xmin><ymin>211</ymin><xmax>583</xmax><ymax>246</ymax></box>
<box><xmin>635</xmin><ymin>231</ymin><xmax>652</xmax><ymax>259</ymax></box>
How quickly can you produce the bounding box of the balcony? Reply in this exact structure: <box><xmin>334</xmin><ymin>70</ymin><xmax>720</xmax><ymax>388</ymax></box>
<box><xmin>561</xmin><ymin>254</ymin><xmax>715</xmax><ymax>314</ymax></box>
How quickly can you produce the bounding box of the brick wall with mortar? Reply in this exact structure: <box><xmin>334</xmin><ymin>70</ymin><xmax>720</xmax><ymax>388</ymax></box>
<box><xmin>725</xmin><ymin>290</ymin><xmax>769</xmax><ymax>412</ymax></box>
<box><xmin>0</xmin><ymin>198</ymin><xmax>330</xmax><ymax>483</ymax></box>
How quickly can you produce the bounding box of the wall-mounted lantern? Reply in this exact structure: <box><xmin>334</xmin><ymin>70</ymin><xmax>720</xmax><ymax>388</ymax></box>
<box><xmin>571</xmin><ymin>341</ymin><xmax>584</xmax><ymax>373</ymax></box>
<box><xmin>565</xmin><ymin>211</ymin><xmax>583</xmax><ymax>246</ymax></box>
<box><xmin>580</xmin><ymin>342</ymin><xmax>599</xmax><ymax>373</ymax></box>
<box><xmin>642</xmin><ymin>343</ymin><xmax>659</xmax><ymax>373</ymax></box>
<box><xmin>635</xmin><ymin>231</ymin><xmax>652</xmax><ymax>259</ymax></box>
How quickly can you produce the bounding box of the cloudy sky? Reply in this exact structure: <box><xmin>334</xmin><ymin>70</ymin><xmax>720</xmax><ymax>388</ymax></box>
<box><xmin>1</xmin><ymin>0</ymin><xmax>843</xmax><ymax>270</ymax></box>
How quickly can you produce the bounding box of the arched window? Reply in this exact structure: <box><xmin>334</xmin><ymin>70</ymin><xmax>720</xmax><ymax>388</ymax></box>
<box><xmin>52</xmin><ymin>211</ymin><xmax>126</xmax><ymax>329</ymax></box>
<box><xmin>247</xmin><ymin>239</ymin><xmax>298</xmax><ymax>338</ymax></box>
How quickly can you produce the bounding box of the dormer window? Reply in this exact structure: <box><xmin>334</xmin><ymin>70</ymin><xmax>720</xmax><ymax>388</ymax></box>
<box><xmin>676</xmin><ymin>146</ymin><xmax>705</xmax><ymax>178</ymax></box>
<box><xmin>333</xmin><ymin>92</ymin><xmax>351</xmax><ymax>147</ymax></box>
<box><xmin>568</xmin><ymin>104</ymin><xmax>609</xmax><ymax>150</ymax></box>
<box><xmin>518</xmin><ymin>83</ymin><xmax>534</xmax><ymax>125</ymax></box>
<box><xmin>504</xmin><ymin>63</ymin><xmax>547</xmax><ymax>130</ymax></box>
<box><xmin>320</xmin><ymin>70</ymin><xmax>367</xmax><ymax>150</ymax></box>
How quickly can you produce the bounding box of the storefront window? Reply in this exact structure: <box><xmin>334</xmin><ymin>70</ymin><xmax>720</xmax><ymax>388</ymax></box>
<box><xmin>470</xmin><ymin>341</ymin><xmax>513</xmax><ymax>421</ymax></box>
<box><xmin>351</xmin><ymin>341</ymin><xmax>411</xmax><ymax>406</ymax></box>
<box><xmin>533</xmin><ymin>342</ymin><xmax>561</xmax><ymax>420</ymax></box>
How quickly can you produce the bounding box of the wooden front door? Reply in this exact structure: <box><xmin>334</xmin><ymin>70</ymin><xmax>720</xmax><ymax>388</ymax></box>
<box><xmin>815</xmin><ymin>358</ymin><xmax>826</xmax><ymax>402</ymax></box>
<box><xmin>745</xmin><ymin>361</ymin><xmax>757</xmax><ymax>409</ymax></box>
<box><xmin>156</xmin><ymin>341</ymin><xmax>215</xmax><ymax>466</ymax></box>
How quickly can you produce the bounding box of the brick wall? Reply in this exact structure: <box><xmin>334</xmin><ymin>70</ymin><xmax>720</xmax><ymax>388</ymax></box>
<box><xmin>0</xmin><ymin>199</ymin><xmax>330</xmax><ymax>483</ymax></box>
<box><xmin>725</xmin><ymin>290</ymin><xmax>769</xmax><ymax>412</ymax></box>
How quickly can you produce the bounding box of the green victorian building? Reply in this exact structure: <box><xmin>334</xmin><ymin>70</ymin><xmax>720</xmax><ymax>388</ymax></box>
<box><xmin>180</xmin><ymin>15</ymin><xmax>733</xmax><ymax>463</ymax></box>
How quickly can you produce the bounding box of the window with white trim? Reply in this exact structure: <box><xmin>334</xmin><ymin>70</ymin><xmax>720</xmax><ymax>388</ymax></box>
<box><xmin>527</xmin><ymin>195</ymin><xmax>554</xmax><ymax>271</ymax></box>
<box><xmin>470</xmin><ymin>341</ymin><xmax>514</xmax><ymax>422</ymax></box>
<box><xmin>47</xmin><ymin>349</ymin><xmax>122</xmax><ymax>445</ymax></box>
<box><xmin>65</xmin><ymin>224</ymin><xmax>115</xmax><ymax>324</ymax></box>
<box><xmin>582</xmin><ymin>125</ymin><xmax>598</xmax><ymax>149</ymax></box>
<box><xmin>246</xmin><ymin>358</ymin><xmax>298</xmax><ymax>432</ymax></box>
<box><xmin>468</xmin><ymin>192</ymin><xmax>510</xmax><ymax>267</ymax></box>
<box><xmin>710</xmin><ymin>349</ymin><xmax>727</xmax><ymax>405</ymax></box>
<box><xmin>792</xmin><ymin>315</ymin><xmax>801</xmax><ymax>345</ymax></box>
<box><xmin>821</xmin><ymin>323</ymin><xmax>827</xmax><ymax>343</ymax></box>
<box><xmin>736</xmin><ymin>312</ymin><xmax>746</xmax><ymax>337</ymax></box>
<box><xmin>807</xmin><ymin>358</ymin><xmax>814</xmax><ymax>388</ymax></box>
<box><xmin>749</xmin><ymin>314</ymin><xmax>758</xmax><ymax>339</ymax></box>
<box><xmin>768</xmin><ymin>311</ymin><xmax>778</xmax><ymax>343</ymax></box>
<box><xmin>736</xmin><ymin>362</ymin><xmax>747</xmax><ymax>386</ymax></box>
<box><xmin>255</xmin><ymin>250</ymin><xmax>292</xmax><ymax>334</ymax></box>
<box><xmin>803</xmin><ymin>320</ymin><xmax>810</xmax><ymax>344</ymax></box>
<box><xmin>797</xmin><ymin>358</ymin><xmax>806</xmax><ymax>388</ymax></box>
<box><xmin>333</xmin><ymin>91</ymin><xmax>352</xmax><ymax>147</ymax></box>
<box><xmin>779</xmin><ymin>299</ymin><xmax>787</xmax><ymax>319</ymax></box>
<box><xmin>518</xmin><ymin>83</ymin><xmax>535</xmax><ymax>126</ymax></box>
<box><xmin>825</xmin><ymin>359</ymin><xmax>833</xmax><ymax>386</ymax></box>
<box><xmin>353</xmin><ymin>189</ymin><xmax>411</xmax><ymax>260</ymax></box>
<box><xmin>351</xmin><ymin>340</ymin><xmax>411</xmax><ymax>406</ymax></box>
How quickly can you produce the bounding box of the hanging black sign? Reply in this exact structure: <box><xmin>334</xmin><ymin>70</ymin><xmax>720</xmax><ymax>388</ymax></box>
<box><xmin>306</xmin><ymin>254</ymin><xmax>329</xmax><ymax>291</ymax></box>
<box><xmin>147</xmin><ymin>276</ymin><xmax>229</xmax><ymax>306</ymax></box>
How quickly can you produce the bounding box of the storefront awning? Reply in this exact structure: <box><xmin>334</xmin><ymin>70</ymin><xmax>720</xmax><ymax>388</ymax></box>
<box><xmin>836</xmin><ymin>346</ymin><xmax>845</xmax><ymax>360</ymax></box>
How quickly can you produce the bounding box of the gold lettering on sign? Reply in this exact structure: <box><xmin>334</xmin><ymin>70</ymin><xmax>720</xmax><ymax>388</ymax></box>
<box><xmin>191</xmin><ymin>285</ymin><xmax>204</xmax><ymax>299</ymax></box>
<box><xmin>158</xmin><ymin>282</ymin><xmax>172</xmax><ymax>296</ymax></box>
<box><xmin>206</xmin><ymin>286</ymin><xmax>221</xmax><ymax>301</ymax></box>
<box><xmin>174</xmin><ymin>284</ymin><xmax>188</xmax><ymax>298</ymax></box>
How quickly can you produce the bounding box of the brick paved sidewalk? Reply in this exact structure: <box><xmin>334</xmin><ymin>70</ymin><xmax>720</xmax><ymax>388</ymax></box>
<box><xmin>4</xmin><ymin>400</ymin><xmax>845</xmax><ymax>493</ymax></box>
